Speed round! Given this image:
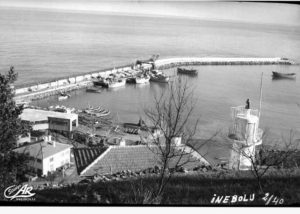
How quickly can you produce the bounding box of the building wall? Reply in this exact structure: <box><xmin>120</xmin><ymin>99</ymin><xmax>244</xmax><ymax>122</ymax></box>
<box><xmin>75</xmin><ymin>76</ymin><xmax>84</xmax><ymax>82</ymax></box>
<box><xmin>28</xmin><ymin>159</ymin><xmax>43</xmax><ymax>175</ymax></box>
<box><xmin>48</xmin><ymin>117</ymin><xmax>70</xmax><ymax>132</ymax></box>
<box><xmin>32</xmin><ymin>123</ymin><xmax>49</xmax><ymax>131</ymax></box>
<box><xmin>48</xmin><ymin>117</ymin><xmax>78</xmax><ymax>132</ymax></box>
<box><xmin>17</xmin><ymin>133</ymin><xmax>31</xmax><ymax>146</ymax></box>
<box><xmin>15</xmin><ymin>87</ymin><xmax>29</xmax><ymax>95</ymax></box>
<box><xmin>37</xmin><ymin>83</ymin><xmax>50</xmax><ymax>90</ymax></box>
<box><xmin>49</xmin><ymin>81</ymin><xmax>58</xmax><ymax>88</ymax></box>
<box><xmin>69</xmin><ymin>77</ymin><xmax>76</xmax><ymax>84</ymax></box>
<box><xmin>57</xmin><ymin>79</ymin><xmax>69</xmax><ymax>86</ymax></box>
<box><xmin>42</xmin><ymin>148</ymin><xmax>71</xmax><ymax>176</ymax></box>
<box><xmin>91</xmin><ymin>73</ymin><xmax>99</xmax><ymax>78</ymax></box>
<box><xmin>84</xmin><ymin>74</ymin><xmax>92</xmax><ymax>80</ymax></box>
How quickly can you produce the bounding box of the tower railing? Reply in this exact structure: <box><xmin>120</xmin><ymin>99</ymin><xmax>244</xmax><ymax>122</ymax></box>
<box><xmin>231</xmin><ymin>106</ymin><xmax>259</xmax><ymax>120</ymax></box>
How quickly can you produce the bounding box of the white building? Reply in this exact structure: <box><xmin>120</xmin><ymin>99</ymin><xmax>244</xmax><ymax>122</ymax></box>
<box><xmin>228</xmin><ymin>106</ymin><xmax>263</xmax><ymax>170</ymax></box>
<box><xmin>20</xmin><ymin>108</ymin><xmax>78</xmax><ymax>137</ymax></box>
<box><xmin>14</xmin><ymin>135</ymin><xmax>73</xmax><ymax>176</ymax></box>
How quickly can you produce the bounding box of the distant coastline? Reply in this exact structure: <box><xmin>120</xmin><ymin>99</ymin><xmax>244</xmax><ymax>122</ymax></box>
<box><xmin>1</xmin><ymin>5</ymin><xmax>300</xmax><ymax>29</ymax></box>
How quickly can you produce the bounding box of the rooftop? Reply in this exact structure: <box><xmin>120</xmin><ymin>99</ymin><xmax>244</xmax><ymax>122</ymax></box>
<box><xmin>75</xmin><ymin>145</ymin><xmax>204</xmax><ymax>177</ymax></box>
<box><xmin>20</xmin><ymin>108</ymin><xmax>78</xmax><ymax>122</ymax></box>
<box><xmin>14</xmin><ymin>140</ymin><xmax>73</xmax><ymax>159</ymax></box>
<box><xmin>73</xmin><ymin>147</ymin><xmax>108</xmax><ymax>175</ymax></box>
<box><xmin>188</xmin><ymin>137</ymin><xmax>232</xmax><ymax>166</ymax></box>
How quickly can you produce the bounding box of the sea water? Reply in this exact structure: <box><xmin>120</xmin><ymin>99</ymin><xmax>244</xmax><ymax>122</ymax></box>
<box><xmin>1</xmin><ymin>3</ymin><xmax>299</xmax><ymax>141</ymax></box>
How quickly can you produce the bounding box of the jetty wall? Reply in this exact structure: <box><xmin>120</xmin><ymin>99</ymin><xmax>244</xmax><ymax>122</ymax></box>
<box><xmin>14</xmin><ymin>65</ymin><xmax>132</xmax><ymax>102</ymax></box>
<box><xmin>14</xmin><ymin>57</ymin><xmax>295</xmax><ymax>103</ymax></box>
<box><xmin>154</xmin><ymin>57</ymin><xmax>295</xmax><ymax>69</ymax></box>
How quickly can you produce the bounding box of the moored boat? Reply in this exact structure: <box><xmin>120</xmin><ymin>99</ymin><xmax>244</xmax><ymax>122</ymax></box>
<box><xmin>58</xmin><ymin>92</ymin><xmax>70</xmax><ymax>101</ymax></box>
<box><xmin>272</xmin><ymin>71</ymin><xmax>296</xmax><ymax>79</ymax></box>
<box><xmin>150</xmin><ymin>74</ymin><xmax>169</xmax><ymax>83</ymax></box>
<box><xmin>93</xmin><ymin>78</ymin><xmax>109</xmax><ymax>88</ymax></box>
<box><xmin>177</xmin><ymin>67</ymin><xmax>198</xmax><ymax>75</ymax></box>
<box><xmin>108</xmin><ymin>78</ymin><xmax>126</xmax><ymax>88</ymax></box>
<box><xmin>126</xmin><ymin>77</ymin><xmax>136</xmax><ymax>84</ymax></box>
<box><xmin>86</xmin><ymin>87</ymin><xmax>102</xmax><ymax>93</ymax></box>
<box><xmin>151</xmin><ymin>69</ymin><xmax>163</xmax><ymax>75</ymax></box>
<box><xmin>135</xmin><ymin>75</ymin><xmax>150</xmax><ymax>84</ymax></box>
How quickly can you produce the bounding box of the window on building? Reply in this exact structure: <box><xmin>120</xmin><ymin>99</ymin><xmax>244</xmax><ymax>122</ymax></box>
<box><xmin>21</xmin><ymin>133</ymin><xmax>29</xmax><ymax>137</ymax></box>
<box><xmin>51</xmin><ymin>120</ymin><xmax>68</xmax><ymax>126</ymax></box>
<box><xmin>72</xmin><ymin>120</ymin><xmax>77</xmax><ymax>127</ymax></box>
<box><xmin>50</xmin><ymin>157</ymin><xmax>54</xmax><ymax>162</ymax></box>
<box><xmin>37</xmin><ymin>169</ymin><xmax>42</xmax><ymax>176</ymax></box>
<box><xmin>37</xmin><ymin>158</ymin><xmax>42</xmax><ymax>163</ymax></box>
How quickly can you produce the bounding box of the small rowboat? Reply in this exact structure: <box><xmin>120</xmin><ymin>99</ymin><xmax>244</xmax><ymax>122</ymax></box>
<box><xmin>86</xmin><ymin>87</ymin><xmax>102</xmax><ymax>93</ymax></box>
<box><xmin>150</xmin><ymin>74</ymin><xmax>169</xmax><ymax>83</ymax></box>
<box><xmin>272</xmin><ymin>71</ymin><xmax>296</xmax><ymax>79</ymax></box>
<box><xmin>177</xmin><ymin>67</ymin><xmax>198</xmax><ymax>75</ymax></box>
<box><xmin>58</xmin><ymin>92</ymin><xmax>70</xmax><ymax>101</ymax></box>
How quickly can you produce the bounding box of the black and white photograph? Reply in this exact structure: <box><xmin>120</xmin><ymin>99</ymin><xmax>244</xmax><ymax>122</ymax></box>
<box><xmin>0</xmin><ymin>0</ymin><xmax>300</xmax><ymax>207</ymax></box>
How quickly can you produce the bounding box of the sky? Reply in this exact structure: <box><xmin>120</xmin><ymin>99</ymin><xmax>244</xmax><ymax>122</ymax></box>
<box><xmin>0</xmin><ymin>0</ymin><xmax>299</xmax><ymax>26</ymax></box>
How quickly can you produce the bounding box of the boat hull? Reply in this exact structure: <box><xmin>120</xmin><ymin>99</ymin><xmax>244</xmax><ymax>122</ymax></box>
<box><xmin>93</xmin><ymin>80</ymin><xmax>109</xmax><ymax>88</ymax></box>
<box><xmin>272</xmin><ymin>71</ymin><xmax>296</xmax><ymax>79</ymax></box>
<box><xmin>177</xmin><ymin>67</ymin><xmax>198</xmax><ymax>75</ymax></box>
<box><xmin>150</xmin><ymin>75</ymin><xmax>169</xmax><ymax>83</ymax></box>
<box><xmin>58</xmin><ymin>96</ymin><xmax>69</xmax><ymax>101</ymax></box>
<box><xmin>86</xmin><ymin>88</ymin><xmax>102</xmax><ymax>93</ymax></box>
<box><xmin>108</xmin><ymin>79</ymin><xmax>126</xmax><ymax>88</ymax></box>
<box><xmin>126</xmin><ymin>77</ymin><xmax>136</xmax><ymax>84</ymax></box>
<box><xmin>136</xmin><ymin>76</ymin><xmax>150</xmax><ymax>84</ymax></box>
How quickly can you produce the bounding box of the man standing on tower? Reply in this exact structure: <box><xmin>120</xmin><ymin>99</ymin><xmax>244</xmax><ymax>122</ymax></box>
<box><xmin>245</xmin><ymin>98</ymin><xmax>250</xmax><ymax>109</ymax></box>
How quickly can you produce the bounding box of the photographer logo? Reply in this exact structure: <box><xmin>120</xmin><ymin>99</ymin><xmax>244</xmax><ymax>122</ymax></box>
<box><xmin>4</xmin><ymin>184</ymin><xmax>36</xmax><ymax>201</ymax></box>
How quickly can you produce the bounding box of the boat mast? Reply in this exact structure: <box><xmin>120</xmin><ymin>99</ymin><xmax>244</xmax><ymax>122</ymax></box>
<box><xmin>258</xmin><ymin>72</ymin><xmax>264</xmax><ymax>120</ymax></box>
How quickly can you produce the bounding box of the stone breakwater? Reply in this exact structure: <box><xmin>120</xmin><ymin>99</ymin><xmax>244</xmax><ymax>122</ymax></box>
<box><xmin>14</xmin><ymin>65</ymin><xmax>133</xmax><ymax>103</ymax></box>
<box><xmin>154</xmin><ymin>57</ymin><xmax>295</xmax><ymax>69</ymax></box>
<box><xmin>14</xmin><ymin>57</ymin><xmax>296</xmax><ymax>103</ymax></box>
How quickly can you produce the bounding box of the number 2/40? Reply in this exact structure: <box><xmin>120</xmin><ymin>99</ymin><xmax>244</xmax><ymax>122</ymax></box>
<box><xmin>262</xmin><ymin>193</ymin><xmax>284</xmax><ymax>205</ymax></box>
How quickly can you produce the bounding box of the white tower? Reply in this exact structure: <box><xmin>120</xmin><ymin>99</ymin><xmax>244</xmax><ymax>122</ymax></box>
<box><xmin>228</xmin><ymin>106</ymin><xmax>263</xmax><ymax>170</ymax></box>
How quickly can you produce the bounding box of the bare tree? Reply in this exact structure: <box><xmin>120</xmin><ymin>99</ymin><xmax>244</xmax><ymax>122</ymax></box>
<box><xmin>143</xmin><ymin>76</ymin><xmax>217</xmax><ymax>200</ymax></box>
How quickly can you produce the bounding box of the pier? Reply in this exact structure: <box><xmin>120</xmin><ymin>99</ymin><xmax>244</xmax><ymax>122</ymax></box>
<box><xmin>14</xmin><ymin>57</ymin><xmax>296</xmax><ymax>103</ymax></box>
<box><xmin>154</xmin><ymin>57</ymin><xmax>295</xmax><ymax>69</ymax></box>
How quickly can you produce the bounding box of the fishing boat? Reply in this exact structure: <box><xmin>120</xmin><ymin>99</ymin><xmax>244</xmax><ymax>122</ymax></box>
<box><xmin>58</xmin><ymin>92</ymin><xmax>70</xmax><ymax>101</ymax></box>
<box><xmin>151</xmin><ymin>69</ymin><xmax>163</xmax><ymax>75</ymax></box>
<box><xmin>150</xmin><ymin>74</ymin><xmax>169</xmax><ymax>83</ymax></box>
<box><xmin>126</xmin><ymin>77</ymin><xmax>136</xmax><ymax>84</ymax></box>
<box><xmin>93</xmin><ymin>78</ymin><xmax>109</xmax><ymax>88</ymax></box>
<box><xmin>108</xmin><ymin>78</ymin><xmax>126</xmax><ymax>88</ymax></box>
<box><xmin>135</xmin><ymin>75</ymin><xmax>150</xmax><ymax>84</ymax></box>
<box><xmin>86</xmin><ymin>87</ymin><xmax>102</xmax><ymax>93</ymax></box>
<box><xmin>272</xmin><ymin>71</ymin><xmax>296</xmax><ymax>79</ymax></box>
<box><xmin>177</xmin><ymin>67</ymin><xmax>198</xmax><ymax>75</ymax></box>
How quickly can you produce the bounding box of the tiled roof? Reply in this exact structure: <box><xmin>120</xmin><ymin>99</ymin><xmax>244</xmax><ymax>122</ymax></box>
<box><xmin>73</xmin><ymin>147</ymin><xmax>108</xmax><ymax>174</ymax></box>
<box><xmin>188</xmin><ymin>138</ymin><xmax>232</xmax><ymax>166</ymax></box>
<box><xmin>14</xmin><ymin>141</ymin><xmax>72</xmax><ymax>159</ymax></box>
<box><xmin>79</xmin><ymin>145</ymin><xmax>204</xmax><ymax>177</ymax></box>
